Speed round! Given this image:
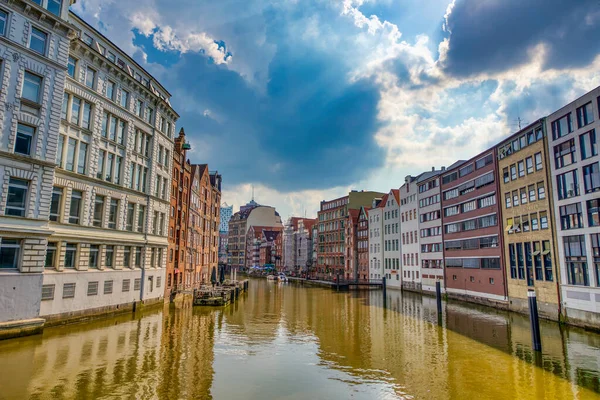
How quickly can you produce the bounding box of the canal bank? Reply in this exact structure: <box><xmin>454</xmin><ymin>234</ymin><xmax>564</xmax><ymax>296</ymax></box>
<box><xmin>1</xmin><ymin>278</ymin><xmax>599</xmax><ymax>399</ymax></box>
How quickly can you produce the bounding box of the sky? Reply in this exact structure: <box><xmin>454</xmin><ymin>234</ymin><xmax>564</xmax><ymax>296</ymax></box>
<box><xmin>72</xmin><ymin>0</ymin><xmax>600</xmax><ymax>220</ymax></box>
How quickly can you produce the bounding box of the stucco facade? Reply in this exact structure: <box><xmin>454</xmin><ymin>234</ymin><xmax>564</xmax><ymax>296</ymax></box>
<box><xmin>417</xmin><ymin>171</ymin><xmax>444</xmax><ymax>293</ymax></box>
<box><xmin>383</xmin><ymin>190</ymin><xmax>401</xmax><ymax>289</ymax></box>
<box><xmin>400</xmin><ymin>176</ymin><xmax>421</xmax><ymax>291</ymax></box>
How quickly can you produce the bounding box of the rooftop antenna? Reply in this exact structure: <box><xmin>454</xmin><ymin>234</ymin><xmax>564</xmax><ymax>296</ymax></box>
<box><xmin>251</xmin><ymin>185</ymin><xmax>255</xmax><ymax>202</ymax></box>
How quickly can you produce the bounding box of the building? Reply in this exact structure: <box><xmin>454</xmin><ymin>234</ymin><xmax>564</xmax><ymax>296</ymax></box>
<box><xmin>546</xmin><ymin>87</ymin><xmax>600</xmax><ymax>328</ymax></box>
<box><xmin>417</xmin><ymin>170</ymin><xmax>444</xmax><ymax>293</ymax></box>
<box><xmin>40</xmin><ymin>11</ymin><xmax>176</xmax><ymax>321</ymax></box>
<box><xmin>207</xmin><ymin>171</ymin><xmax>222</xmax><ymax>282</ymax></box>
<box><xmin>0</xmin><ymin>0</ymin><xmax>77</xmax><ymax>327</ymax></box>
<box><xmin>316</xmin><ymin>190</ymin><xmax>385</xmax><ymax>280</ymax></box>
<box><xmin>368</xmin><ymin>197</ymin><xmax>384</xmax><ymax>281</ymax></box>
<box><xmin>383</xmin><ymin>189</ymin><xmax>401</xmax><ymax>288</ymax></box>
<box><xmin>497</xmin><ymin>120</ymin><xmax>561</xmax><ymax>319</ymax></box>
<box><xmin>441</xmin><ymin>151</ymin><xmax>506</xmax><ymax>305</ymax></box>
<box><xmin>166</xmin><ymin>129</ymin><xmax>190</xmax><ymax>296</ymax></box>
<box><xmin>356</xmin><ymin>207</ymin><xmax>369</xmax><ymax>280</ymax></box>
<box><xmin>188</xmin><ymin>163</ymin><xmax>203</xmax><ymax>288</ymax></box>
<box><xmin>283</xmin><ymin>217</ymin><xmax>317</xmax><ymax>275</ymax></box>
<box><xmin>400</xmin><ymin>175</ymin><xmax>421</xmax><ymax>291</ymax></box>
<box><xmin>219</xmin><ymin>203</ymin><xmax>233</xmax><ymax>233</ymax></box>
<box><xmin>344</xmin><ymin>209</ymin><xmax>359</xmax><ymax>280</ymax></box>
<box><xmin>259</xmin><ymin>229</ymin><xmax>282</xmax><ymax>268</ymax></box>
<box><xmin>227</xmin><ymin>203</ymin><xmax>282</xmax><ymax>271</ymax></box>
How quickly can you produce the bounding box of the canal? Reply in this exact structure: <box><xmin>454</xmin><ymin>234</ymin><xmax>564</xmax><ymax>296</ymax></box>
<box><xmin>1</xmin><ymin>278</ymin><xmax>600</xmax><ymax>399</ymax></box>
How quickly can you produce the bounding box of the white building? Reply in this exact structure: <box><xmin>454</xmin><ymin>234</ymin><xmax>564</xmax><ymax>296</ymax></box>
<box><xmin>39</xmin><ymin>12</ymin><xmax>177</xmax><ymax>322</ymax></box>
<box><xmin>383</xmin><ymin>189</ymin><xmax>401</xmax><ymax>289</ymax></box>
<box><xmin>400</xmin><ymin>175</ymin><xmax>421</xmax><ymax>291</ymax></box>
<box><xmin>283</xmin><ymin>217</ymin><xmax>316</xmax><ymax>274</ymax></box>
<box><xmin>0</xmin><ymin>0</ymin><xmax>76</xmax><ymax>329</ymax></box>
<box><xmin>219</xmin><ymin>203</ymin><xmax>232</xmax><ymax>233</ymax></box>
<box><xmin>368</xmin><ymin>198</ymin><xmax>383</xmax><ymax>280</ymax></box>
<box><xmin>546</xmin><ymin>86</ymin><xmax>600</xmax><ymax>327</ymax></box>
<box><xmin>417</xmin><ymin>169</ymin><xmax>444</xmax><ymax>293</ymax></box>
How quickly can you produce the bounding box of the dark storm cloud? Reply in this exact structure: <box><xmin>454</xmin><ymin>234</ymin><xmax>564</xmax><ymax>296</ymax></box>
<box><xmin>443</xmin><ymin>0</ymin><xmax>600</xmax><ymax>77</ymax></box>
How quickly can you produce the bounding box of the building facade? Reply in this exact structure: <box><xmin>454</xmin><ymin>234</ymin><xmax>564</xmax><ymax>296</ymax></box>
<box><xmin>283</xmin><ymin>217</ymin><xmax>316</xmax><ymax>275</ymax></box>
<box><xmin>368</xmin><ymin>198</ymin><xmax>384</xmax><ymax>281</ymax></box>
<box><xmin>219</xmin><ymin>203</ymin><xmax>232</xmax><ymax>233</ymax></box>
<box><xmin>441</xmin><ymin>151</ymin><xmax>506</xmax><ymax>305</ymax></box>
<box><xmin>344</xmin><ymin>209</ymin><xmax>359</xmax><ymax>280</ymax></box>
<box><xmin>383</xmin><ymin>190</ymin><xmax>401</xmax><ymax>288</ymax></box>
<box><xmin>356</xmin><ymin>207</ymin><xmax>369</xmax><ymax>281</ymax></box>
<box><xmin>400</xmin><ymin>176</ymin><xmax>421</xmax><ymax>291</ymax></box>
<box><xmin>546</xmin><ymin>87</ymin><xmax>600</xmax><ymax>327</ymax></box>
<box><xmin>316</xmin><ymin>191</ymin><xmax>384</xmax><ymax>280</ymax></box>
<box><xmin>498</xmin><ymin>120</ymin><xmax>561</xmax><ymax>319</ymax></box>
<box><xmin>417</xmin><ymin>171</ymin><xmax>443</xmax><ymax>293</ymax></box>
<box><xmin>41</xmin><ymin>12</ymin><xmax>176</xmax><ymax>320</ymax></box>
<box><xmin>0</xmin><ymin>0</ymin><xmax>76</xmax><ymax>325</ymax></box>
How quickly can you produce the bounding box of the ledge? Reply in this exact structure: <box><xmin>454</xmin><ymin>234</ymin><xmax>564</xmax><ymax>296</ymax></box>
<box><xmin>0</xmin><ymin>318</ymin><xmax>45</xmax><ymax>340</ymax></box>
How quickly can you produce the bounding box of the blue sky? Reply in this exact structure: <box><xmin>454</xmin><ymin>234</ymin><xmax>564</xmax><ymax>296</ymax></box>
<box><xmin>72</xmin><ymin>0</ymin><xmax>600</xmax><ymax>219</ymax></box>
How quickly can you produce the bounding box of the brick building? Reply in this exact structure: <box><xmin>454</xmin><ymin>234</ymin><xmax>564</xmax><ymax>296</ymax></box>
<box><xmin>441</xmin><ymin>150</ymin><xmax>506</xmax><ymax>305</ymax></box>
<box><xmin>356</xmin><ymin>207</ymin><xmax>369</xmax><ymax>281</ymax></box>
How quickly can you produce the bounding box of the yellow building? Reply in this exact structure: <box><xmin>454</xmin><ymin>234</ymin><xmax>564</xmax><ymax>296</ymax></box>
<box><xmin>497</xmin><ymin>120</ymin><xmax>561</xmax><ymax>320</ymax></box>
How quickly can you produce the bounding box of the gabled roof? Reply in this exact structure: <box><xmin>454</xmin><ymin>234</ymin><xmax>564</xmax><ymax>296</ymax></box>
<box><xmin>446</xmin><ymin>160</ymin><xmax>467</xmax><ymax>171</ymax></box>
<box><xmin>377</xmin><ymin>193</ymin><xmax>389</xmax><ymax>209</ymax></box>
<box><xmin>417</xmin><ymin>170</ymin><xmax>442</xmax><ymax>183</ymax></box>
<box><xmin>390</xmin><ymin>189</ymin><xmax>400</xmax><ymax>204</ymax></box>
<box><xmin>348</xmin><ymin>209</ymin><xmax>360</xmax><ymax>224</ymax></box>
<box><xmin>262</xmin><ymin>230</ymin><xmax>281</xmax><ymax>242</ymax></box>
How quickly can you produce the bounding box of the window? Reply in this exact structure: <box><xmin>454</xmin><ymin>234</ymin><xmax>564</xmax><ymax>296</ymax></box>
<box><xmin>580</xmin><ymin>130</ymin><xmax>597</xmax><ymax>160</ymax></box>
<box><xmin>85</xmin><ymin>67</ymin><xmax>96</xmax><ymax>89</ymax></box>
<box><xmin>503</xmin><ymin>167</ymin><xmax>509</xmax><ymax>183</ymax></box>
<box><xmin>0</xmin><ymin>10</ymin><xmax>7</xmax><ymax>36</ymax></box>
<box><xmin>89</xmin><ymin>244</ymin><xmax>99</xmax><ymax>268</ymax></box>
<box><xmin>14</xmin><ymin>124</ymin><xmax>34</xmax><ymax>156</ymax></box>
<box><xmin>505</xmin><ymin>193</ymin><xmax>511</xmax><ymax>208</ymax></box>
<box><xmin>552</xmin><ymin>113</ymin><xmax>573</xmax><ymax>140</ymax></box>
<box><xmin>134</xmin><ymin>247</ymin><xmax>142</xmax><ymax>268</ymax></box>
<box><xmin>137</xmin><ymin>205</ymin><xmax>145</xmax><ymax>233</ymax></box>
<box><xmin>22</xmin><ymin>71</ymin><xmax>42</xmax><ymax>106</ymax></box>
<box><xmin>583</xmin><ymin>163</ymin><xmax>600</xmax><ymax>193</ymax></box>
<box><xmin>526</xmin><ymin>157</ymin><xmax>534</xmax><ymax>174</ymax></box>
<box><xmin>29</xmin><ymin>27</ymin><xmax>47</xmax><ymax>55</ymax></box>
<box><xmin>41</xmin><ymin>284</ymin><xmax>55</xmax><ymax>300</ymax></box>
<box><xmin>87</xmin><ymin>281</ymin><xmax>98</xmax><ymax>296</ymax></box>
<box><xmin>6</xmin><ymin>178</ymin><xmax>28</xmax><ymax>217</ymax></box>
<box><xmin>518</xmin><ymin>161</ymin><xmax>525</xmax><ymax>177</ymax></box>
<box><xmin>135</xmin><ymin>99</ymin><xmax>143</xmax><ymax>117</ymax></box>
<box><xmin>45</xmin><ymin>242</ymin><xmax>57</xmax><ymax>269</ymax></box>
<box><xmin>134</xmin><ymin>278</ymin><xmax>141</xmax><ymax>291</ymax></box>
<box><xmin>82</xmin><ymin>33</ymin><xmax>93</xmax><ymax>46</ymax></box>
<box><xmin>520</xmin><ymin>188</ymin><xmax>527</xmax><ymax>205</ymax></box>
<box><xmin>540</xmin><ymin>211</ymin><xmax>548</xmax><ymax>229</ymax></box>
<box><xmin>512</xmin><ymin>190</ymin><xmax>519</xmax><ymax>207</ymax></box>
<box><xmin>67</xmin><ymin>56</ymin><xmax>77</xmax><ymax>78</ymax></box>
<box><xmin>122</xmin><ymin>279</ymin><xmax>131</xmax><ymax>292</ymax></box>
<box><xmin>510</xmin><ymin>164</ymin><xmax>517</xmax><ymax>180</ymax></box>
<box><xmin>554</xmin><ymin>139</ymin><xmax>576</xmax><ymax>169</ymax></box>
<box><xmin>146</xmin><ymin>107</ymin><xmax>153</xmax><ymax>124</ymax></box>
<box><xmin>62</xmin><ymin>283</ymin><xmax>76</xmax><ymax>299</ymax></box>
<box><xmin>120</xmin><ymin>89</ymin><xmax>129</xmax><ymax>108</ymax></box>
<box><xmin>106</xmin><ymin>80</ymin><xmax>115</xmax><ymax>100</ymax></box>
<box><xmin>564</xmin><ymin>235</ymin><xmax>588</xmax><ymax>286</ymax></box>
<box><xmin>108</xmin><ymin>199</ymin><xmax>118</xmax><ymax>229</ymax></box>
<box><xmin>476</xmin><ymin>154</ymin><xmax>493</xmax><ymax>169</ymax></box>
<box><xmin>124</xmin><ymin>246</ymin><xmax>131</xmax><ymax>268</ymax></box>
<box><xmin>105</xmin><ymin>246</ymin><xmax>114</xmax><ymax>268</ymax></box>
<box><xmin>0</xmin><ymin>239</ymin><xmax>20</xmax><ymax>269</ymax></box>
<box><xmin>535</xmin><ymin>153</ymin><xmax>543</xmax><ymax>170</ymax></box>
<box><xmin>556</xmin><ymin>170</ymin><xmax>579</xmax><ymax>200</ymax></box>
<box><xmin>126</xmin><ymin>203</ymin><xmax>135</xmax><ymax>231</ymax></box>
<box><xmin>588</xmin><ymin>199</ymin><xmax>600</xmax><ymax>227</ymax></box>
<box><xmin>531</xmin><ymin>213</ymin><xmax>539</xmax><ymax>231</ymax></box>
<box><xmin>49</xmin><ymin>186</ymin><xmax>63</xmax><ymax>222</ymax></box>
<box><xmin>47</xmin><ymin>0</ymin><xmax>63</xmax><ymax>16</ymax></box>
<box><xmin>577</xmin><ymin>102</ymin><xmax>594</xmax><ymax>128</ymax></box>
<box><xmin>537</xmin><ymin>182</ymin><xmax>546</xmax><ymax>200</ymax></box>
<box><xmin>107</xmin><ymin>52</ymin><xmax>116</xmax><ymax>63</ymax></box>
<box><xmin>101</xmin><ymin>112</ymin><xmax>126</xmax><ymax>145</ymax></box>
<box><xmin>93</xmin><ymin>195</ymin><xmax>104</xmax><ymax>227</ymax></box>
<box><xmin>528</xmin><ymin>185</ymin><xmax>536</xmax><ymax>202</ymax></box>
<box><xmin>459</xmin><ymin>163</ymin><xmax>473</xmax><ymax>177</ymax></box>
<box><xmin>560</xmin><ymin>203</ymin><xmax>583</xmax><ymax>230</ymax></box>
<box><xmin>69</xmin><ymin>190</ymin><xmax>82</xmax><ymax>224</ymax></box>
<box><xmin>516</xmin><ymin>243</ymin><xmax>524</xmax><ymax>279</ymax></box>
<box><xmin>478</xmin><ymin>194</ymin><xmax>496</xmax><ymax>208</ymax></box>
<box><xmin>593</xmin><ymin>234</ymin><xmax>600</xmax><ymax>286</ymax></box>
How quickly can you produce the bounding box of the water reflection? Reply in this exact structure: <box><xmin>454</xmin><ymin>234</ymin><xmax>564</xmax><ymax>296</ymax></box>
<box><xmin>0</xmin><ymin>279</ymin><xmax>600</xmax><ymax>399</ymax></box>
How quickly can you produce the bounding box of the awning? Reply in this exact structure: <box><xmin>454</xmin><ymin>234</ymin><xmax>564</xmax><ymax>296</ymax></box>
<box><xmin>505</xmin><ymin>225</ymin><xmax>513</xmax><ymax>232</ymax></box>
<box><xmin>542</xmin><ymin>250</ymin><xmax>551</xmax><ymax>255</ymax></box>
<box><xmin>533</xmin><ymin>251</ymin><xmax>540</xmax><ymax>256</ymax></box>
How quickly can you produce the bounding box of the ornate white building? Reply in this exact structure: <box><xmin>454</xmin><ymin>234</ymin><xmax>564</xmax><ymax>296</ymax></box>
<box><xmin>0</xmin><ymin>2</ymin><xmax>179</xmax><ymax>333</ymax></box>
<box><xmin>0</xmin><ymin>0</ymin><xmax>77</xmax><ymax>331</ymax></box>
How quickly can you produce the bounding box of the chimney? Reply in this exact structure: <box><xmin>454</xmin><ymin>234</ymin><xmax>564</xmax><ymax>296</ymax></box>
<box><xmin>441</xmin><ymin>166</ymin><xmax>446</xmax><ymax>171</ymax></box>
<box><xmin>432</xmin><ymin>167</ymin><xmax>435</xmax><ymax>171</ymax></box>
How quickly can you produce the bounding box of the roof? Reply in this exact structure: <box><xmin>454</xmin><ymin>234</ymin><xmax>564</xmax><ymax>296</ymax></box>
<box><xmin>262</xmin><ymin>230</ymin><xmax>281</xmax><ymax>242</ymax></box>
<box><xmin>248</xmin><ymin>225</ymin><xmax>275</xmax><ymax>239</ymax></box>
<box><xmin>417</xmin><ymin>170</ymin><xmax>442</xmax><ymax>184</ymax></box>
<box><xmin>377</xmin><ymin>194</ymin><xmax>389</xmax><ymax>209</ymax></box>
<box><xmin>348</xmin><ymin>209</ymin><xmax>360</xmax><ymax>224</ymax></box>
<box><xmin>445</xmin><ymin>160</ymin><xmax>468</xmax><ymax>171</ymax></box>
<box><xmin>390</xmin><ymin>189</ymin><xmax>400</xmax><ymax>204</ymax></box>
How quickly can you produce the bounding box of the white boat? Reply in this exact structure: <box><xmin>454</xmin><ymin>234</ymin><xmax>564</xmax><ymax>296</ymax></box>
<box><xmin>278</xmin><ymin>273</ymin><xmax>288</xmax><ymax>282</ymax></box>
<box><xmin>267</xmin><ymin>275</ymin><xmax>277</xmax><ymax>281</ymax></box>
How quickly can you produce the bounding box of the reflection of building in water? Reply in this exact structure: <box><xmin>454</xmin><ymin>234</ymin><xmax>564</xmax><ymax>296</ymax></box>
<box><xmin>158</xmin><ymin>303</ymin><xmax>216</xmax><ymax>399</ymax></box>
<box><xmin>0</xmin><ymin>311</ymin><xmax>163</xmax><ymax>399</ymax></box>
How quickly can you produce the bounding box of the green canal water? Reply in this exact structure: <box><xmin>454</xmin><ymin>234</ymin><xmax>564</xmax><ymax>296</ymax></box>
<box><xmin>1</xmin><ymin>278</ymin><xmax>600</xmax><ymax>399</ymax></box>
